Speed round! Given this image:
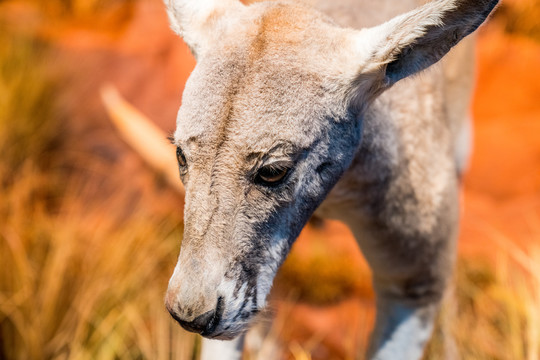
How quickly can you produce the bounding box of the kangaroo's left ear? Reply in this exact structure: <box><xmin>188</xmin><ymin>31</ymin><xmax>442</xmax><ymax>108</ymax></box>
<box><xmin>164</xmin><ymin>0</ymin><xmax>243</xmax><ymax>59</ymax></box>
<box><xmin>349</xmin><ymin>0</ymin><xmax>499</xmax><ymax>109</ymax></box>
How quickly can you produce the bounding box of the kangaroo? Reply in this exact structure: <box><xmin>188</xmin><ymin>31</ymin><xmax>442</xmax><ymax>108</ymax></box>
<box><xmin>162</xmin><ymin>0</ymin><xmax>498</xmax><ymax>359</ymax></box>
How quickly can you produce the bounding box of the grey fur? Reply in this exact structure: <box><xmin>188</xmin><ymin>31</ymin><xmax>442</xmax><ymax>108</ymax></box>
<box><xmin>162</xmin><ymin>0</ymin><xmax>498</xmax><ymax>358</ymax></box>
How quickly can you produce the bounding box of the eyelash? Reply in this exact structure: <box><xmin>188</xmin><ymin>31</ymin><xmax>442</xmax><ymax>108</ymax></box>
<box><xmin>176</xmin><ymin>147</ymin><xmax>188</xmax><ymax>175</ymax></box>
<box><xmin>254</xmin><ymin>162</ymin><xmax>292</xmax><ymax>186</ymax></box>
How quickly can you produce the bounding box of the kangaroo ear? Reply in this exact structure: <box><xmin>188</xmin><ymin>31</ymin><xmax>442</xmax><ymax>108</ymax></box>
<box><xmin>350</xmin><ymin>0</ymin><xmax>499</xmax><ymax>108</ymax></box>
<box><xmin>164</xmin><ymin>0</ymin><xmax>242</xmax><ymax>58</ymax></box>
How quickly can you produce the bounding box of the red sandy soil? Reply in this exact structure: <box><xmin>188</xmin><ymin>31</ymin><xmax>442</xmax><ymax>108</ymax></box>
<box><xmin>3</xmin><ymin>0</ymin><xmax>539</xmax><ymax>357</ymax></box>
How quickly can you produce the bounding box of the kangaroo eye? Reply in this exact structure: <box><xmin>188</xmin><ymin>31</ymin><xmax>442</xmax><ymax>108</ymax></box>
<box><xmin>255</xmin><ymin>162</ymin><xmax>290</xmax><ymax>185</ymax></box>
<box><xmin>176</xmin><ymin>147</ymin><xmax>187</xmax><ymax>174</ymax></box>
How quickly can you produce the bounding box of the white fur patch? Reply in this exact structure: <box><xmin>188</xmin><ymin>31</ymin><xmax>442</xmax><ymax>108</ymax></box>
<box><xmin>200</xmin><ymin>336</ymin><xmax>245</xmax><ymax>360</ymax></box>
<box><xmin>371</xmin><ymin>305</ymin><xmax>436</xmax><ymax>360</ymax></box>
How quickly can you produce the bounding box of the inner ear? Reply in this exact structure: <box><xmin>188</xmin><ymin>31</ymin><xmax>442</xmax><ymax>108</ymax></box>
<box><xmin>355</xmin><ymin>0</ymin><xmax>499</xmax><ymax>89</ymax></box>
<box><xmin>384</xmin><ymin>29</ymin><xmax>456</xmax><ymax>84</ymax></box>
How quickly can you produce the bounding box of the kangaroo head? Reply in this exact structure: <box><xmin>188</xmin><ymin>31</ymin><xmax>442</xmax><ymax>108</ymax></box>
<box><xmin>163</xmin><ymin>0</ymin><xmax>498</xmax><ymax>339</ymax></box>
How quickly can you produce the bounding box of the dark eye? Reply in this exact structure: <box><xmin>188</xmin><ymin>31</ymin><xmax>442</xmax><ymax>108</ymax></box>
<box><xmin>255</xmin><ymin>162</ymin><xmax>290</xmax><ymax>185</ymax></box>
<box><xmin>176</xmin><ymin>147</ymin><xmax>187</xmax><ymax>174</ymax></box>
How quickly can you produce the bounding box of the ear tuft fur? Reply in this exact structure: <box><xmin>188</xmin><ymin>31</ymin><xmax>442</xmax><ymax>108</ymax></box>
<box><xmin>164</xmin><ymin>0</ymin><xmax>242</xmax><ymax>58</ymax></box>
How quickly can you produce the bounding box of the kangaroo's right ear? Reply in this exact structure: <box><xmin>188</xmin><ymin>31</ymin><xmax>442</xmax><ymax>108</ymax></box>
<box><xmin>164</xmin><ymin>0</ymin><xmax>243</xmax><ymax>58</ymax></box>
<box><xmin>348</xmin><ymin>0</ymin><xmax>499</xmax><ymax>111</ymax></box>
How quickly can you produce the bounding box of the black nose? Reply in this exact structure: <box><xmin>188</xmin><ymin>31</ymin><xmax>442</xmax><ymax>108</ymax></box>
<box><xmin>167</xmin><ymin>297</ymin><xmax>224</xmax><ymax>336</ymax></box>
<box><xmin>179</xmin><ymin>310</ymin><xmax>214</xmax><ymax>334</ymax></box>
<box><xmin>170</xmin><ymin>308</ymin><xmax>221</xmax><ymax>335</ymax></box>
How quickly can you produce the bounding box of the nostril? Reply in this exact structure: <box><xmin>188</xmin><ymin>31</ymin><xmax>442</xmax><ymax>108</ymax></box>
<box><xmin>177</xmin><ymin>309</ymin><xmax>215</xmax><ymax>334</ymax></box>
<box><xmin>166</xmin><ymin>297</ymin><xmax>224</xmax><ymax>336</ymax></box>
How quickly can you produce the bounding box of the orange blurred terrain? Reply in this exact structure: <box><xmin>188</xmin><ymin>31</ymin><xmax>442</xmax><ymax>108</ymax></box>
<box><xmin>0</xmin><ymin>0</ymin><xmax>539</xmax><ymax>359</ymax></box>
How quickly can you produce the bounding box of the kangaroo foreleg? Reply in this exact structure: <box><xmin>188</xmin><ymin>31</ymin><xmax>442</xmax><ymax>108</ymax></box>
<box><xmin>367</xmin><ymin>284</ymin><xmax>440</xmax><ymax>360</ymax></box>
<box><xmin>343</xmin><ymin>188</ymin><xmax>459</xmax><ymax>360</ymax></box>
<box><xmin>200</xmin><ymin>334</ymin><xmax>245</xmax><ymax>360</ymax></box>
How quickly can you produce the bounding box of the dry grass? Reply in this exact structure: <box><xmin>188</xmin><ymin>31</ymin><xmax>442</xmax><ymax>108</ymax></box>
<box><xmin>0</xmin><ymin>194</ymin><xmax>196</xmax><ymax>359</ymax></box>
<box><xmin>0</xmin><ymin>21</ymin><xmax>195</xmax><ymax>360</ymax></box>
<box><xmin>425</xmin><ymin>227</ymin><xmax>540</xmax><ymax>360</ymax></box>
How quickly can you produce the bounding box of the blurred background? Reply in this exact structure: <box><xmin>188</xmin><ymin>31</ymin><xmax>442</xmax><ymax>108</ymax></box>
<box><xmin>0</xmin><ymin>0</ymin><xmax>539</xmax><ymax>359</ymax></box>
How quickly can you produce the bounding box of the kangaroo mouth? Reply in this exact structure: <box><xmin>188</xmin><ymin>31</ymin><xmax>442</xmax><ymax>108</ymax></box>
<box><xmin>200</xmin><ymin>296</ymin><xmax>224</xmax><ymax>337</ymax></box>
<box><xmin>202</xmin><ymin>300</ymin><xmax>262</xmax><ymax>340</ymax></box>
